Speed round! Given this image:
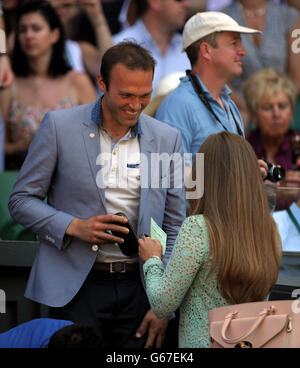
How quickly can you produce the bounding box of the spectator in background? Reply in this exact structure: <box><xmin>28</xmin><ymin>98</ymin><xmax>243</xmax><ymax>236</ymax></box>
<box><xmin>49</xmin><ymin>0</ymin><xmax>113</xmax><ymax>81</ymax></box>
<box><xmin>0</xmin><ymin>318</ymin><xmax>105</xmax><ymax>348</ymax></box>
<box><xmin>101</xmin><ymin>0</ymin><xmax>124</xmax><ymax>34</ymax></box>
<box><xmin>274</xmin><ymin>0</ymin><xmax>300</xmax><ymax>12</ymax></box>
<box><xmin>113</xmin><ymin>0</ymin><xmax>191</xmax><ymax>95</ymax></box>
<box><xmin>0</xmin><ymin>1</ymin><xmax>97</xmax><ymax>170</ymax></box>
<box><xmin>1</xmin><ymin>0</ymin><xmax>22</xmax><ymax>55</ymax></box>
<box><xmin>139</xmin><ymin>132</ymin><xmax>281</xmax><ymax>348</ymax></box>
<box><xmin>0</xmin><ymin>318</ymin><xmax>73</xmax><ymax>348</ymax></box>
<box><xmin>155</xmin><ymin>11</ymin><xmax>260</xmax><ymax>178</ymax></box>
<box><xmin>0</xmin><ymin>2</ymin><xmax>13</xmax><ymax>172</ymax></box>
<box><xmin>0</xmin><ymin>1</ymin><xmax>14</xmax><ymax>87</ymax></box>
<box><xmin>187</xmin><ymin>0</ymin><xmax>300</xmax><ymax>17</ymax></box>
<box><xmin>244</xmin><ymin>69</ymin><xmax>300</xmax><ymax>184</ymax></box>
<box><xmin>243</xmin><ymin>68</ymin><xmax>300</xmax><ymax>209</ymax></box>
<box><xmin>118</xmin><ymin>0</ymin><xmax>139</xmax><ymax>31</ymax></box>
<box><xmin>222</xmin><ymin>0</ymin><xmax>300</xmax><ymax>126</ymax></box>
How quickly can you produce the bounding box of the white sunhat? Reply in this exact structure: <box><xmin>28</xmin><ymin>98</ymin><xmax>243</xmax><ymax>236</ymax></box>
<box><xmin>143</xmin><ymin>72</ymin><xmax>185</xmax><ymax>117</ymax></box>
<box><xmin>182</xmin><ymin>11</ymin><xmax>261</xmax><ymax>52</ymax></box>
<box><xmin>155</xmin><ymin>72</ymin><xmax>186</xmax><ymax>97</ymax></box>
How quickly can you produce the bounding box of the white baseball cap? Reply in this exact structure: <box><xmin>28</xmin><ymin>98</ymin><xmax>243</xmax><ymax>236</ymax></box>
<box><xmin>182</xmin><ymin>11</ymin><xmax>260</xmax><ymax>52</ymax></box>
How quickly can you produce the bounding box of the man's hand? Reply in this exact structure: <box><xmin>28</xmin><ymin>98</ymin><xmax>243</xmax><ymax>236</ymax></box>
<box><xmin>66</xmin><ymin>214</ymin><xmax>129</xmax><ymax>244</ymax></box>
<box><xmin>135</xmin><ymin>309</ymin><xmax>170</xmax><ymax>348</ymax></box>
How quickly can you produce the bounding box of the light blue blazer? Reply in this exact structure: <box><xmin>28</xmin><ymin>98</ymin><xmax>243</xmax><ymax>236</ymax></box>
<box><xmin>8</xmin><ymin>99</ymin><xmax>186</xmax><ymax>307</ymax></box>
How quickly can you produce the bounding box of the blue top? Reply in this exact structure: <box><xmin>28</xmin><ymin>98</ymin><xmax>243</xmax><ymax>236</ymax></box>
<box><xmin>0</xmin><ymin>318</ymin><xmax>73</xmax><ymax>348</ymax></box>
<box><xmin>113</xmin><ymin>20</ymin><xmax>191</xmax><ymax>95</ymax></box>
<box><xmin>155</xmin><ymin>75</ymin><xmax>244</xmax><ymax>166</ymax></box>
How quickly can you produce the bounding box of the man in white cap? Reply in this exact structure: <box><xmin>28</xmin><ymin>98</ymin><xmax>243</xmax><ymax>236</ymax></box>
<box><xmin>155</xmin><ymin>12</ymin><xmax>260</xmax><ymax>176</ymax></box>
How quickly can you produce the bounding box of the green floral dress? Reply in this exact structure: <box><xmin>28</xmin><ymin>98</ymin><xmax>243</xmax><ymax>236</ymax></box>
<box><xmin>143</xmin><ymin>215</ymin><xmax>229</xmax><ymax>348</ymax></box>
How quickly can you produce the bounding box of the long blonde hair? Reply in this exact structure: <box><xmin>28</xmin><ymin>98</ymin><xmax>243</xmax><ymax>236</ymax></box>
<box><xmin>189</xmin><ymin>132</ymin><xmax>281</xmax><ymax>304</ymax></box>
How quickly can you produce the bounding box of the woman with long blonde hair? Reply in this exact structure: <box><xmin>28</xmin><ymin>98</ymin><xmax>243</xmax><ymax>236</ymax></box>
<box><xmin>139</xmin><ymin>131</ymin><xmax>281</xmax><ymax>348</ymax></box>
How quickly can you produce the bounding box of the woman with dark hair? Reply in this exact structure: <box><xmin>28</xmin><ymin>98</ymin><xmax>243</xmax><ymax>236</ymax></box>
<box><xmin>0</xmin><ymin>0</ymin><xmax>97</xmax><ymax>169</ymax></box>
<box><xmin>139</xmin><ymin>131</ymin><xmax>281</xmax><ymax>348</ymax></box>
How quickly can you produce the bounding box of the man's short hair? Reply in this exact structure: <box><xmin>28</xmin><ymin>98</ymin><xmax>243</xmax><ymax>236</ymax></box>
<box><xmin>48</xmin><ymin>323</ymin><xmax>105</xmax><ymax>349</ymax></box>
<box><xmin>100</xmin><ymin>41</ymin><xmax>156</xmax><ymax>89</ymax></box>
<box><xmin>186</xmin><ymin>32</ymin><xmax>219</xmax><ymax>66</ymax></box>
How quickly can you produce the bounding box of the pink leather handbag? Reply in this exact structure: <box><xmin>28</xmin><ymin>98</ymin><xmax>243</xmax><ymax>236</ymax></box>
<box><xmin>208</xmin><ymin>300</ymin><xmax>300</xmax><ymax>348</ymax></box>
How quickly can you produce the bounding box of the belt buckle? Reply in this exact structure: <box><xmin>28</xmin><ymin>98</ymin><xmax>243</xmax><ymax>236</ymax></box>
<box><xmin>110</xmin><ymin>262</ymin><xmax>126</xmax><ymax>273</ymax></box>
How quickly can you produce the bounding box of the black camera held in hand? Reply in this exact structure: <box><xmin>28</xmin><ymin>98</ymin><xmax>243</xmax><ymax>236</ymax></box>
<box><xmin>262</xmin><ymin>159</ymin><xmax>285</xmax><ymax>183</ymax></box>
<box><xmin>111</xmin><ymin>212</ymin><xmax>139</xmax><ymax>256</ymax></box>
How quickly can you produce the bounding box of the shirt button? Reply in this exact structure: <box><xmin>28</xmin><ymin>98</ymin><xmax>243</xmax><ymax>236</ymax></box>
<box><xmin>113</xmin><ymin>151</ymin><xmax>117</xmax><ymax>155</ymax></box>
<box><xmin>91</xmin><ymin>244</ymin><xmax>99</xmax><ymax>252</ymax></box>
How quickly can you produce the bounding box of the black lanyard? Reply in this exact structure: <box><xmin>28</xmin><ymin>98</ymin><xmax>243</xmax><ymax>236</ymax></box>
<box><xmin>187</xmin><ymin>70</ymin><xmax>243</xmax><ymax>137</ymax></box>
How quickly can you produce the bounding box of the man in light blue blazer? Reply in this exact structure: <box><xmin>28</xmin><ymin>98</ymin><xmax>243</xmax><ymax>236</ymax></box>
<box><xmin>8</xmin><ymin>41</ymin><xmax>186</xmax><ymax>348</ymax></box>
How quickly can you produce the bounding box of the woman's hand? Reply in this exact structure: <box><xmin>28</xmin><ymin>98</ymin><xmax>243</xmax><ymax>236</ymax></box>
<box><xmin>138</xmin><ymin>237</ymin><xmax>162</xmax><ymax>262</ymax></box>
<box><xmin>258</xmin><ymin>159</ymin><xmax>268</xmax><ymax>180</ymax></box>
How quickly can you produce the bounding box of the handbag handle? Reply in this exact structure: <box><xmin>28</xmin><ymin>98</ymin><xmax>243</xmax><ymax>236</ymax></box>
<box><xmin>221</xmin><ymin>306</ymin><xmax>277</xmax><ymax>344</ymax></box>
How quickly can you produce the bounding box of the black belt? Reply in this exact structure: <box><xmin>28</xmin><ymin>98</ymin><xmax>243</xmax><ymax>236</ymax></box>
<box><xmin>92</xmin><ymin>262</ymin><xmax>139</xmax><ymax>273</ymax></box>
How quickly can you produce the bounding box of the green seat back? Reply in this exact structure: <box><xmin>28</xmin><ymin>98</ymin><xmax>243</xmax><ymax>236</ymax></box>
<box><xmin>0</xmin><ymin>171</ymin><xmax>36</xmax><ymax>241</ymax></box>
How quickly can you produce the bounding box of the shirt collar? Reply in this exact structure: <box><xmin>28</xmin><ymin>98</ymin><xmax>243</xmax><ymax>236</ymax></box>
<box><xmin>136</xmin><ymin>20</ymin><xmax>153</xmax><ymax>44</ymax></box>
<box><xmin>137</xmin><ymin>19</ymin><xmax>181</xmax><ymax>50</ymax></box>
<box><xmin>91</xmin><ymin>97</ymin><xmax>143</xmax><ymax>137</ymax></box>
<box><xmin>194</xmin><ymin>74</ymin><xmax>232</xmax><ymax>98</ymax></box>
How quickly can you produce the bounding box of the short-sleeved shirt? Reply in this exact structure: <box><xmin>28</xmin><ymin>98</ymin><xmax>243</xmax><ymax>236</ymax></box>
<box><xmin>155</xmin><ymin>75</ymin><xmax>244</xmax><ymax>166</ymax></box>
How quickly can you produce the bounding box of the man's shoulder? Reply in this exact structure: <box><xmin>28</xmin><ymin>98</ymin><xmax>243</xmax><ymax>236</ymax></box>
<box><xmin>156</xmin><ymin>79</ymin><xmax>197</xmax><ymax>118</ymax></box>
<box><xmin>47</xmin><ymin>99</ymin><xmax>97</xmax><ymax>122</ymax></box>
